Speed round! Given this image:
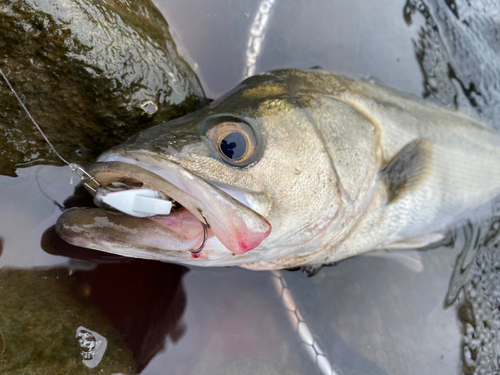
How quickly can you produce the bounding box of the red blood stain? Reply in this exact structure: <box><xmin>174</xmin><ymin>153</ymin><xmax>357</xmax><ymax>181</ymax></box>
<box><xmin>233</xmin><ymin>221</ymin><xmax>272</xmax><ymax>254</ymax></box>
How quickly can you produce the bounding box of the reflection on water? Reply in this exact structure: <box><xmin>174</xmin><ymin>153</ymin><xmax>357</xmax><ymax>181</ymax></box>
<box><xmin>280</xmin><ymin>248</ymin><xmax>462</xmax><ymax>375</ymax></box>
<box><xmin>0</xmin><ymin>0</ymin><xmax>500</xmax><ymax>374</ymax></box>
<box><xmin>69</xmin><ymin>260</ymin><xmax>188</xmax><ymax>371</ymax></box>
<box><xmin>76</xmin><ymin>326</ymin><xmax>108</xmax><ymax>369</ymax></box>
<box><xmin>0</xmin><ymin>167</ymin><xmax>189</xmax><ymax>373</ymax></box>
<box><xmin>0</xmin><ymin>267</ymin><xmax>136</xmax><ymax>374</ymax></box>
<box><xmin>459</xmin><ymin>244</ymin><xmax>500</xmax><ymax>374</ymax></box>
<box><xmin>42</xmin><ymin>226</ymin><xmax>189</xmax><ymax>372</ymax></box>
<box><xmin>446</xmin><ymin>205</ymin><xmax>500</xmax><ymax>374</ymax></box>
<box><xmin>271</xmin><ymin>271</ymin><xmax>340</xmax><ymax>375</ymax></box>
<box><xmin>403</xmin><ymin>1</ymin><xmax>500</xmax><ymax>373</ymax></box>
<box><xmin>404</xmin><ymin>0</ymin><xmax>500</xmax><ymax>128</ymax></box>
<box><xmin>243</xmin><ymin>0</ymin><xmax>279</xmax><ymax>78</ymax></box>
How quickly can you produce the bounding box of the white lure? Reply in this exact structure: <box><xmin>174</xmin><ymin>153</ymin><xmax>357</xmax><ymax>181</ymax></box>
<box><xmin>94</xmin><ymin>186</ymin><xmax>172</xmax><ymax>218</ymax></box>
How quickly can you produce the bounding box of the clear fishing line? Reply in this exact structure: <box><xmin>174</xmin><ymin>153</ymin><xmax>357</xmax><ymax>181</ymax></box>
<box><xmin>0</xmin><ymin>66</ymin><xmax>99</xmax><ymax>191</ymax></box>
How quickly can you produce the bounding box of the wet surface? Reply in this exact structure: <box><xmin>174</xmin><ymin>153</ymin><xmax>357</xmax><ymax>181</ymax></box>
<box><xmin>1</xmin><ymin>0</ymin><xmax>500</xmax><ymax>374</ymax></box>
<box><xmin>0</xmin><ymin>0</ymin><xmax>205</xmax><ymax>176</ymax></box>
<box><xmin>404</xmin><ymin>0</ymin><xmax>500</xmax><ymax>128</ymax></box>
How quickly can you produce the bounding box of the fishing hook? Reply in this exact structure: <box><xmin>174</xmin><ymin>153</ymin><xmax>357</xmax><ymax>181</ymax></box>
<box><xmin>190</xmin><ymin>210</ymin><xmax>210</xmax><ymax>254</ymax></box>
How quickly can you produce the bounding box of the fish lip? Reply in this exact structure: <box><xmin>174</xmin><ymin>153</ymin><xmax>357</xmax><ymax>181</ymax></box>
<box><xmin>55</xmin><ymin>206</ymin><xmax>207</xmax><ymax>259</ymax></box>
<box><xmin>78</xmin><ymin>152</ymin><xmax>272</xmax><ymax>255</ymax></box>
<box><xmin>86</xmin><ymin>159</ymin><xmax>208</xmax><ymax>224</ymax></box>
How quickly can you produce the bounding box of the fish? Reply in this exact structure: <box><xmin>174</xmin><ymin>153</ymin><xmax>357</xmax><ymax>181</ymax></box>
<box><xmin>55</xmin><ymin>69</ymin><xmax>500</xmax><ymax>270</ymax></box>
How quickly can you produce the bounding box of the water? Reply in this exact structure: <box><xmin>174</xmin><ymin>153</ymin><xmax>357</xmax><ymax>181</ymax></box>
<box><xmin>1</xmin><ymin>0</ymin><xmax>500</xmax><ymax>374</ymax></box>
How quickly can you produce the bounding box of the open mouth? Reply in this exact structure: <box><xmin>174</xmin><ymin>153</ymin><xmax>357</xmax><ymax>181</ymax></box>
<box><xmin>56</xmin><ymin>155</ymin><xmax>272</xmax><ymax>261</ymax></box>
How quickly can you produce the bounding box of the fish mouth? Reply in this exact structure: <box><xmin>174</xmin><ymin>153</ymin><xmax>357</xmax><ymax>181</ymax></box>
<box><xmin>56</xmin><ymin>154</ymin><xmax>272</xmax><ymax>262</ymax></box>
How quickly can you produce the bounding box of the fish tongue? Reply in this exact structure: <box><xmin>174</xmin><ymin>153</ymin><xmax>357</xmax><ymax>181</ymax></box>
<box><xmin>56</xmin><ymin>207</ymin><xmax>204</xmax><ymax>256</ymax></box>
<box><xmin>149</xmin><ymin>208</ymin><xmax>206</xmax><ymax>240</ymax></box>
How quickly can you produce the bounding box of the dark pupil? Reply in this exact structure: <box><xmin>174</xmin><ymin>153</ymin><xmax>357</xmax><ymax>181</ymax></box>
<box><xmin>220</xmin><ymin>132</ymin><xmax>247</xmax><ymax>160</ymax></box>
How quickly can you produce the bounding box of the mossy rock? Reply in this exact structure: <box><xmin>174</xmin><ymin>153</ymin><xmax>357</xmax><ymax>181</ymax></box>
<box><xmin>0</xmin><ymin>0</ymin><xmax>206</xmax><ymax>176</ymax></box>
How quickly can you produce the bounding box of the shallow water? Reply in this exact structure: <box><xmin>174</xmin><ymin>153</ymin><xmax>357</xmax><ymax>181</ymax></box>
<box><xmin>1</xmin><ymin>0</ymin><xmax>500</xmax><ymax>374</ymax></box>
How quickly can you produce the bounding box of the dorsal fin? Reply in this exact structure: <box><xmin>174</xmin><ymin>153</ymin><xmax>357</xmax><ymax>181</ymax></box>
<box><xmin>380</xmin><ymin>139</ymin><xmax>433</xmax><ymax>204</ymax></box>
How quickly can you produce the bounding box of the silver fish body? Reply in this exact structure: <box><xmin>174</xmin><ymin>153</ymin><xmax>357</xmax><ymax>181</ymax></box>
<box><xmin>56</xmin><ymin>70</ymin><xmax>500</xmax><ymax>270</ymax></box>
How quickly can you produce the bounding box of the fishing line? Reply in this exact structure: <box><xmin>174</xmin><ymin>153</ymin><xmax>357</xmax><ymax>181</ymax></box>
<box><xmin>1</xmin><ymin>66</ymin><xmax>210</xmax><ymax>253</ymax></box>
<box><xmin>0</xmin><ymin>66</ymin><xmax>100</xmax><ymax>192</ymax></box>
<box><xmin>35</xmin><ymin>165</ymin><xmax>66</xmax><ymax>211</ymax></box>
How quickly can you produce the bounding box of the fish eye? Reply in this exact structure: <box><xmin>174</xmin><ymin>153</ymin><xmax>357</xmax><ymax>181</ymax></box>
<box><xmin>207</xmin><ymin>121</ymin><xmax>257</xmax><ymax>166</ymax></box>
<box><xmin>221</xmin><ymin>132</ymin><xmax>246</xmax><ymax>160</ymax></box>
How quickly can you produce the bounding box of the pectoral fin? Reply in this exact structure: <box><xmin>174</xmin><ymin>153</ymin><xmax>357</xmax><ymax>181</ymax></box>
<box><xmin>380</xmin><ymin>139</ymin><xmax>433</xmax><ymax>204</ymax></box>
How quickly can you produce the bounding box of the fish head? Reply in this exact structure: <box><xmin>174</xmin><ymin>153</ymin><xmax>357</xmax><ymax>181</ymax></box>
<box><xmin>56</xmin><ymin>71</ymin><xmax>358</xmax><ymax>268</ymax></box>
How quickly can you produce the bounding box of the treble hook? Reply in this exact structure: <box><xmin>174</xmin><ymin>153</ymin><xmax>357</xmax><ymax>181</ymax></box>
<box><xmin>190</xmin><ymin>210</ymin><xmax>210</xmax><ymax>254</ymax></box>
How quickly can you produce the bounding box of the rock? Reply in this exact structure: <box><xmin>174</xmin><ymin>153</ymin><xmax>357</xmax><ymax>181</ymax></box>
<box><xmin>0</xmin><ymin>0</ymin><xmax>205</xmax><ymax>176</ymax></box>
<box><xmin>0</xmin><ymin>268</ymin><xmax>137</xmax><ymax>374</ymax></box>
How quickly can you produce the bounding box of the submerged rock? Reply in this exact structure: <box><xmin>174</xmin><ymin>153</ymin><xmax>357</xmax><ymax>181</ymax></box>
<box><xmin>0</xmin><ymin>0</ymin><xmax>205</xmax><ymax>176</ymax></box>
<box><xmin>0</xmin><ymin>258</ymin><xmax>189</xmax><ymax>373</ymax></box>
<box><xmin>0</xmin><ymin>268</ymin><xmax>137</xmax><ymax>374</ymax></box>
